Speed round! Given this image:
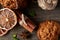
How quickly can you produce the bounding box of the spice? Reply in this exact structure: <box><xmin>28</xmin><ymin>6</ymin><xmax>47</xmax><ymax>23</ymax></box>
<box><xmin>14</xmin><ymin>10</ymin><xmax>36</xmax><ymax>33</ymax></box>
<box><xmin>19</xmin><ymin>31</ymin><xmax>31</xmax><ymax>39</ymax></box>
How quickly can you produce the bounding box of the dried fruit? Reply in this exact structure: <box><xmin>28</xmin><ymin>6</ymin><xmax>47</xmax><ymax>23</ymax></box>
<box><xmin>0</xmin><ymin>8</ymin><xmax>17</xmax><ymax>36</ymax></box>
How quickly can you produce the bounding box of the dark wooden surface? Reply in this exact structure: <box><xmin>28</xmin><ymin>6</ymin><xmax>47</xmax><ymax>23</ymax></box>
<box><xmin>0</xmin><ymin>0</ymin><xmax>60</xmax><ymax>40</ymax></box>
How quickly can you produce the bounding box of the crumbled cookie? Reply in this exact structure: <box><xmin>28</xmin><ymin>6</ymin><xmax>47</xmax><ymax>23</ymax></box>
<box><xmin>0</xmin><ymin>0</ymin><xmax>27</xmax><ymax>9</ymax></box>
<box><xmin>37</xmin><ymin>21</ymin><xmax>60</xmax><ymax>40</ymax></box>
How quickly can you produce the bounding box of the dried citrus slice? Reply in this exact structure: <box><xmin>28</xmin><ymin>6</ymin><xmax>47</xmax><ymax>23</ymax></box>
<box><xmin>0</xmin><ymin>26</ymin><xmax>8</xmax><ymax>36</ymax></box>
<box><xmin>0</xmin><ymin>8</ymin><xmax>17</xmax><ymax>36</ymax></box>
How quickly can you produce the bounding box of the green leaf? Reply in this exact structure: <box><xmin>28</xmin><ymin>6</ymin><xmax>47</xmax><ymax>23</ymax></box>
<box><xmin>13</xmin><ymin>38</ymin><xmax>19</xmax><ymax>40</ymax></box>
<box><xmin>29</xmin><ymin>10</ymin><xmax>36</xmax><ymax>17</ymax></box>
<box><xmin>13</xmin><ymin>34</ymin><xmax>17</xmax><ymax>38</ymax></box>
<box><xmin>12</xmin><ymin>34</ymin><xmax>19</xmax><ymax>40</ymax></box>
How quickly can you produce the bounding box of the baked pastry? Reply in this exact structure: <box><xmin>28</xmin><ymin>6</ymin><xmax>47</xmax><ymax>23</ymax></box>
<box><xmin>0</xmin><ymin>0</ymin><xmax>27</xmax><ymax>9</ymax></box>
<box><xmin>37</xmin><ymin>0</ymin><xmax>58</xmax><ymax>10</ymax></box>
<box><xmin>37</xmin><ymin>21</ymin><xmax>60</xmax><ymax>40</ymax></box>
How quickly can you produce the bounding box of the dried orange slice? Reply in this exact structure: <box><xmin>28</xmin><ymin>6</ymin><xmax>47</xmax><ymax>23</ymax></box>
<box><xmin>0</xmin><ymin>8</ymin><xmax>17</xmax><ymax>36</ymax></box>
<box><xmin>0</xmin><ymin>26</ymin><xmax>8</xmax><ymax>36</ymax></box>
